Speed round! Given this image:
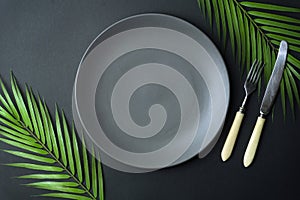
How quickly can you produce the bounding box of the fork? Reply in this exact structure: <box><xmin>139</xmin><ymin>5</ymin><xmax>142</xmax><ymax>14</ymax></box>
<box><xmin>221</xmin><ymin>60</ymin><xmax>264</xmax><ymax>161</ymax></box>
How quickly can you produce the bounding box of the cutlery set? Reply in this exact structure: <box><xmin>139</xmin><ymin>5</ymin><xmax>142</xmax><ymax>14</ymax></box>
<box><xmin>221</xmin><ymin>40</ymin><xmax>288</xmax><ymax>167</ymax></box>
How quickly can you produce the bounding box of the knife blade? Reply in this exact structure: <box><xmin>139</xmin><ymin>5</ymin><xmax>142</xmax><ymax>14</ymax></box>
<box><xmin>243</xmin><ymin>40</ymin><xmax>288</xmax><ymax>167</ymax></box>
<box><xmin>260</xmin><ymin>40</ymin><xmax>288</xmax><ymax>115</ymax></box>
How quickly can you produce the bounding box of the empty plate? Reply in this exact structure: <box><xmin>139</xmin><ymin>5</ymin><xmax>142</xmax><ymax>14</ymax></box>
<box><xmin>72</xmin><ymin>13</ymin><xmax>229</xmax><ymax>173</ymax></box>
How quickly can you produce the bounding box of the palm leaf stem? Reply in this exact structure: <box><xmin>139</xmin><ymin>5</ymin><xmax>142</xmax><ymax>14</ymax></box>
<box><xmin>233</xmin><ymin>0</ymin><xmax>278</xmax><ymax>56</ymax></box>
<box><xmin>18</xmin><ymin>121</ymin><xmax>96</xmax><ymax>200</ymax></box>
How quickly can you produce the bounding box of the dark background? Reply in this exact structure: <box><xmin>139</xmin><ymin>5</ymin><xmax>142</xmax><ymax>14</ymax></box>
<box><xmin>0</xmin><ymin>0</ymin><xmax>300</xmax><ymax>199</ymax></box>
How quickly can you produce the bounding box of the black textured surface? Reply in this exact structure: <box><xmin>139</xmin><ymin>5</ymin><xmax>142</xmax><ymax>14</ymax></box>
<box><xmin>0</xmin><ymin>0</ymin><xmax>300</xmax><ymax>200</ymax></box>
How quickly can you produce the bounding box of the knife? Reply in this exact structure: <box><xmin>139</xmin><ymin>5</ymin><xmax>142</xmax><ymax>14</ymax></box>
<box><xmin>243</xmin><ymin>40</ymin><xmax>288</xmax><ymax>167</ymax></box>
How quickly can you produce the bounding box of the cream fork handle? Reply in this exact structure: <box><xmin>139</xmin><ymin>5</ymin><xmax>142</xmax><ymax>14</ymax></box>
<box><xmin>221</xmin><ymin>111</ymin><xmax>244</xmax><ymax>161</ymax></box>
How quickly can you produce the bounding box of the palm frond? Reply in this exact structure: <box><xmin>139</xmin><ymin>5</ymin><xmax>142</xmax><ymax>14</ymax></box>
<box><xmin>0</xmin><ymin>73</ymin><xmax>104</xmax><ymax>200</ymax></box>
<box><xmin>198</xmin><ymin>0</ymin><xmax>300</xmax><ymax>117</ymax></box>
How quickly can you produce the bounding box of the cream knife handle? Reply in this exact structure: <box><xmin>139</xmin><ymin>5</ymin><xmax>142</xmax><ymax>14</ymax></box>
<box><xmin>221</xmin><ymin>111</ymin><xmax>244</xmax><ymax>161</ymax></box>
<box><xmin>243</xmin><ymin>116</ymin><xmax>266</xmax><ymax>167</ymax></box>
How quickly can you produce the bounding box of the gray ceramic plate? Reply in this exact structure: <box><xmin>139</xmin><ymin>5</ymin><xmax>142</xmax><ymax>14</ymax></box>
<box><xmin>72</xmin><ymin>13</ymin><xmax>229</xmax><ymax>173</ymax></box>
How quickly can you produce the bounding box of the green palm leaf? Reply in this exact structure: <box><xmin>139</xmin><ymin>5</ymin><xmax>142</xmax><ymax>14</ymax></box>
<box><xmin>18</xmin><ymin>174</ymin><xmax>71</xmax><ymax>180</ymax></box>
<box><xmin>97</xmin><ymin>153</ymin><xmax>104</xmax><ymax>200</ymax></box>
<box><xmin>198</xmin><ymin>0</ymin><xmax>300</xmax><ymax>117</ymax></box>
<box><xmin>0</xmin><ymin>74</ymin><xmax>104</xmax><ymax>199</ymax></box>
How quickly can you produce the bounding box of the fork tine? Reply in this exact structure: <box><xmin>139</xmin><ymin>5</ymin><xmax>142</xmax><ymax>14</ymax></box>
<box><xmin>248</xmin><ymin>60</ymin><xmax>260</xmax><ymax>82</ymax></box>
<box><xmin>246</xmin><ymin>59</ymin><xmax>257</xmax><ymax>81</ymax></box>
<box><xmin>250</xmin><ymin>60</ymin><xmax>261</xmax><ymax>82</ymax></box>
<box><xmin>253</xmin><ymin>62</ymin><xmax>265</xmax><ymax>84</ymax></box>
